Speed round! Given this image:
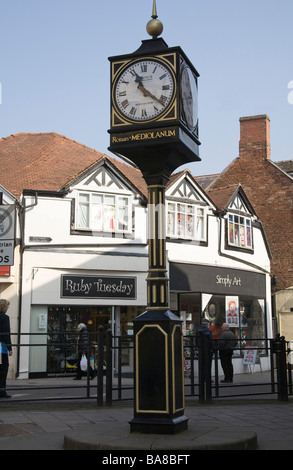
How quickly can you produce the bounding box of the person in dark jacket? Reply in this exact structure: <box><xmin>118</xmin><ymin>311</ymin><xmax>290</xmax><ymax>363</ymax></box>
<box><xmin>0</xmin><ymin>299</ymin><xmax>12</xmax><ymax>398</ymax></box>
<box><xmin>195</xmin><ymin>318</ymin><xmax>214</xmax><ymax>349</ymax></box>
<box><xmin>218</xmin><ymin>323</ymin><xmax>237</xmax><ymax>383</ymax></box>
<box><xmin>74</xmin><ymin>323</ymin><xmax>95</xmax><ymax>380</ymax></box>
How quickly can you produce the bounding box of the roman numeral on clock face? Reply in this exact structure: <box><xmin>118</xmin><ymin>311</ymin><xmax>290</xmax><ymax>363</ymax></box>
<box><xmin>121</xmin><ymin>99</ymin><xmax>129</xmax><ymax>109</ymax></box>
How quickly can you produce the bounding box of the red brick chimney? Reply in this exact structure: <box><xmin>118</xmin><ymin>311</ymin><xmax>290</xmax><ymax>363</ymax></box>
<box><xmin>239</xmin><ymin>115</ymin><xmax>271</xmax><ymax>161</ymax></box>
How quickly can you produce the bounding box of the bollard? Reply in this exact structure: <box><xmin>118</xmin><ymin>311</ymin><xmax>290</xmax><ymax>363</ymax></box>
<box><xmin>274</xmin><ymin>333</ymin><xmax>288</xmax><ymax>402</ymax></box>
<box><xmin>203</xmin><ymin>331</ymin><xmax>212</xmax><ymax>403</ymax></box>
<box><xmin>197</xmin><ymin>330</ymin><xmax>212</xmax><ymax>403</ymax></box>
<box><xmin>106</xmin><ymin>329</ymin><xmax>112</xmax><ymax>406</ymax></box>
<box><xmin>97</xmin><ymin>326</ymin><xmax>104</xmax><ymax>406</ymax></box>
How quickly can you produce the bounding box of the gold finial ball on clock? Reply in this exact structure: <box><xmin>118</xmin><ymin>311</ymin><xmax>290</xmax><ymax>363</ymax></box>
<box><xmin>146</xmin><ymin>0</ymin><xmax>163</xmax><ymax>38</ymax></box>
<box><xmin>146</xmin><ymin>17</ymin><xmax>163</xmax><ymax>38</ymax></box>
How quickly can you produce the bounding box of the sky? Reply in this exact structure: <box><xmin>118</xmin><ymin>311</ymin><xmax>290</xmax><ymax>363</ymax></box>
<box><xmin>0</xmin><ymin>0</ymin><xmax>293</xmax><ymax>177</ymax></box>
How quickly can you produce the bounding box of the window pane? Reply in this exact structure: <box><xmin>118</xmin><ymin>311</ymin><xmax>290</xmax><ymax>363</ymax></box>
<box><xmin>104</xmin><ymin>204</ymin><xmax>115</xmax><ymax>230</ymax></box>
<box><xmin>229</xmin><ymin>215</ymin><xmax>234</xmax><ymax>244</ymax></box>
<box><xmin>186</xmin><ymin>205</ymin><xmax>194</xmax><ymax>238</ymax></box>
<box><xmin>78</xmin><ymin>194</ymin><xmax>89</xmax><ymax>228</ymax></box>
<box><xmin>104</xmin><ymin>195</ymin><xmax>115</xmax><ymax>205</ymax></box>
<box><xmin>79</xmin><ymin>193</ymin><xmax>89</xmax><ymax>203</ymax></box>
<box><xmin>196</xmin><ymin>208</ymin><xmax>204</xmax><ymax>239</ymax></box>
<box><xmin>118</xmin><ymin>197</ymin><xmax>129</xmax><ymax>230</ymax></box>
<box><xmin>91</xmin><ymin>199</ymin><xmax>103</xmax><ymax>230</ymax></box>
<box><xmin>92</xmin><ymin>194</ymin><xmax>103</xmax><ymax>204</ymax></box>
<box><xmin>240</xmin><ymin>226</ymin><xmax>245</xmax><ymax>246</ymax></box>
<box><xmin>246</xmin><ymin>220</ymin><xmax>252</xmax><ymax>247</ymax></box>
<box><xmin>177</xmin><ymin>204</ymin><xmax>185</xmax><ymax>237</ymax></box>
<box><xmin>167</xmin><ymin>203</ymin><xmax>175</xmax><ymax>236</ymax></box>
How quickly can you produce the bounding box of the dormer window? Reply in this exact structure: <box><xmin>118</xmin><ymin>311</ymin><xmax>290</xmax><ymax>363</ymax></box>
<box><xmin>167</xmin><ymin>202</ymin><xmax>206</xmax><ymax>241</ymax></box>
<box><xmin>228</xmin><ymin>214</ymin><xmax>252</xmax><ymax>249</ymax></box>
<box><xmin>76</xmin><ymin>192</ymin><xmax>131</xmax><ymax>233</ymax></box>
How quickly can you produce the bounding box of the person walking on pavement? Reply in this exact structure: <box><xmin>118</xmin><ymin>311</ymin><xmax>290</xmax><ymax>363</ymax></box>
<box><xmin>0</xmin><ymin>299</ymin><xmax>13</xmax><ymax>398</ymax></box>
<box><xmin>74</xmin><ymin>323</ymin><xmax>95</xmax><ymax>380</ymax></box>
<box><xmin>218</xmin><ymin>322</ymin><xmax>237</xmax><ymax>383</ymax></box>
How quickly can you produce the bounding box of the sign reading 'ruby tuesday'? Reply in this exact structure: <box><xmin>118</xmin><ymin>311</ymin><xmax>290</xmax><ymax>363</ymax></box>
<box><xmin>61</xmin><ymin>275</ymin><xmax>136</xmax><ymax>299</ymax></box>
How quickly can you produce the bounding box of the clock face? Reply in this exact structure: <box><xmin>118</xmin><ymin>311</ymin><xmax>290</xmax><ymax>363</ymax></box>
<box><xmin>114</xmin><ymin>59</ymin><xmax>175</xmax><ymax>123</ymax></box>
<box><xmin>181</xmin><ymin>66</ymin><xmax>198</xmax><ymax>131</ymax></box>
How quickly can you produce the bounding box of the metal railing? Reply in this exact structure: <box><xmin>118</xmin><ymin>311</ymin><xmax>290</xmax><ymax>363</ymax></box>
<box><xmin>183</xmin><ymin>333</ymin><xmax>279</xmax><ymax>403</ymax></box>
<box><xmin>1</xmin><ymin>329</ymin><xmax>292</xmax><ymax>405</ymax></box>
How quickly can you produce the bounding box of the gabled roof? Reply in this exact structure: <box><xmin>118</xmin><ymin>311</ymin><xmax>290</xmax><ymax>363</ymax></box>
<box><xmin>166</xmin><ymin>169</ymin><xmax>217</xmax><ymax>209</ymax></box>
<box><xmin>0</xmin><ymin>132</ymin><xmax>147</xmax><ymax>199</ymax></box>
<box><xmin>207</xmin><ymin>184</ymin><xmax>256</xmax><ymax>216</ymax></box>
<box><xmin>0</xmin><ymin>132</ymin><xmax>263</xmax><ymax>219</ymax></box>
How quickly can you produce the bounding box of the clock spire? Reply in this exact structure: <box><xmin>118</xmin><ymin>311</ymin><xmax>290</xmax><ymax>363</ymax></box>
<box><xmin>146</xmin><ymin>0</ymin><xmax>163</xmax><ymax>39</ymax></box>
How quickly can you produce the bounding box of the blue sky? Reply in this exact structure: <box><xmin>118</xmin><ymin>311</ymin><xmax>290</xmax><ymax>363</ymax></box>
<box><xmin>1</xmin><ymin>0</ymin><xmax>292</xmax><ymax>176</ymax></box>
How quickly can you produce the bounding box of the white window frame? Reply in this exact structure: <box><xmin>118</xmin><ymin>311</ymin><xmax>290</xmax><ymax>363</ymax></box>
<box><xmin>228</xmin><ymin>213</ymin><xmax>252</xmax><ymax>249</ymax></box>
<box><xmin>76</xmin><ymin>191</ymin><xmax>132</xmax><ymax>233</ymax></box>
<box><xmin>166</xmin><ymin>201</ymin><xmax>207</xmax><ymax>241</ymax></box>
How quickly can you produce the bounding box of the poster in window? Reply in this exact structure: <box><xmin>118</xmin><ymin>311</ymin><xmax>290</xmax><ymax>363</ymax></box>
<box><xmin>225</xmin><ymin>296</ymin><xmax>239</xmax><ymax>327</ymax></box>
<box><xmin>243</xmin><ymin>348</ymin><xmax>257</xmax><ymax>365</ymax></box>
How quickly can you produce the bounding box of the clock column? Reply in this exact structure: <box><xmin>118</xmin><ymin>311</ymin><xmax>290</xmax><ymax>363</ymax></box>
<box><xmin>147</xmin><ymin>184</ymin><xmax>168</xmax><ymax>309</ymax></box>
<box><xmin>108</xmin><ymin>0</ymin><xmax>200</xmax><ymax>434</ymax></box>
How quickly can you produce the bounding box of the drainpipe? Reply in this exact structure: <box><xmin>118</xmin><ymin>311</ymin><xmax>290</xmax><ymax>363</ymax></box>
<box><xmin>16</xmin><ymin>193</ymin><xmax>39</xmax><ymax>377</ymax></box>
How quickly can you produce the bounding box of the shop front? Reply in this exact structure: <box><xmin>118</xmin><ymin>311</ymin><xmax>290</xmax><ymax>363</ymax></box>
<box><xmin>170</xmin><ymin>262</ymin><xmax>272</xmax><ymax>374</ymax></box>
<box><xmin>29</xmin><ymin>303</ymin><xmax>145</xmax><ymax>378</ymax></box>
<box><xmin>25</xmin><ymin>266</ymin><xmax>147</xmax><ymax>378</ymax></box>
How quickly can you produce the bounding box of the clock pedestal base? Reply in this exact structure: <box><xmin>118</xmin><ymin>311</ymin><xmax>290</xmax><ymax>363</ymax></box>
<box><xmin>129</xmin><ymin>309</ymin><xmax>187</xmax><ymax>435</ymax></box>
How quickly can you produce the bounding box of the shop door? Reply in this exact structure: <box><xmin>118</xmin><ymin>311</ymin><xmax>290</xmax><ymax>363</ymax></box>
<box><xmin>47</xmin><ymin>307</ymin><xmax>80</xmax><ymax>374</ymax></box>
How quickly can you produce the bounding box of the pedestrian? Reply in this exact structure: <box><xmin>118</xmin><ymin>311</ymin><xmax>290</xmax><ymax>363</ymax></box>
<box><xmin>218</xmin><ymin>323</ymin><xmax>237</xmax><ymax>383</ymax></box>
<box><xmin>195</xmin><ymin>318</ymin><xmax>213</xmax><ymax>347</ymax></box>
<box><xmin>0</xmin><ymin>299</ymin><xmax>13</xmax><ymax>398</ymax></box>
<box><xmin>210</xmin><ymin>322</ymin><xmax>222</xmax><ymax>340</ymax></box>
<box><xmin>74</xmin><ymin>323</ymin><xmax>95</xmax><ymax>380</ymax></box>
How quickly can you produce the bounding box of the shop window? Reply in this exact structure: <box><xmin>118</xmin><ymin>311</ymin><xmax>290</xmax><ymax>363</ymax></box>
<box><xmin>201</xmin><ymin>294</ymin><xmax>266</xmax><ymax>351</ymax></box>
<box><xmin>179</xmin><ymin>293</ymin><xmax>201</xmax><ymax>335</ymax></box>
<box><xmin>46</xmin><ymin>305</ymin><xmax>111</xmax><ymax>375</ymax></box>
<box><xmin>228</xmin><ymin>214</ymin><xmax>252</xmax><ymax>249</ymax></box>
<box><xmin>167</xmin><ymin>202</ymin><xmax>206</xmax><ymax>241</ymax></box>
<box><xmin>76</xmin><ymin>192</ymin><xmax>131</xmax><ymax>233</ymax></box>
<box><xmin>179</xmin><ymin>293</ymin><xmax>266</xmax><ymax>348</ymax></box>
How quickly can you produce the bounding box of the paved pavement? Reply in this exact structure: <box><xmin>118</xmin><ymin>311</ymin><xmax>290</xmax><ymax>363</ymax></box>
<box><xmin>0</xmin><ymin>372</ymin><xmax>293</xmax><ymax>451</ymax></box>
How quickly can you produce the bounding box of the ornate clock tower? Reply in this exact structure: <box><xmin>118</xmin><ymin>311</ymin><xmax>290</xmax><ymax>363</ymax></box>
<box><xmin>108</xmin><ymin>1</ymin><xmax>201</xmax><ymax>434</ymax></box>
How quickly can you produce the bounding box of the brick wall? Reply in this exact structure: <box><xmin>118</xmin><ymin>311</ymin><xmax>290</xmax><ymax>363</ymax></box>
<box><xmin>209</xmin><ymin>115</ymin><xmax>293</xmax><ymax>292</ymax></box>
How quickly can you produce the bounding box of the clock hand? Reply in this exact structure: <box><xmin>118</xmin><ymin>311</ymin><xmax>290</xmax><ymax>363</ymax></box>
<box><xmin>137</xmin><ymin>83</ymin><xmax>164</xmax><ymax>105</ymax></box>
<box><xmin>134</xmin><ymin>71</ymin><xmax>144</xmax><ymax>85</ymax></box>
<box><xmin>133</xmin><ymin>70</ymin><xmax>165</xmax><ymax>106</ymax></box>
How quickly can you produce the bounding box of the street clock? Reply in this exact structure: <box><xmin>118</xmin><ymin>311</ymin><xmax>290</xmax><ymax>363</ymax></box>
<box><xmin>108</xmin><ymin>4</ymin><xmax>200</xmax><ymax>184</ymax></box>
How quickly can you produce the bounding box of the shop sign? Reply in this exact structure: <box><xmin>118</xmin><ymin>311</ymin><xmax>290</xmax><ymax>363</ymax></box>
<box><xmin>170</xmin><ymin>262</ymin><xmax>266</xmax><ymax>297</ymax></box>
<box><xmin>61</xmin><ymin>275</ymin><xmax>136</xmax><ymax>299</ymax></box>
<box><xmin>0</xmin><ymin>205</ymin><xmax>15</xmax><ymax>266</ymax></box>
